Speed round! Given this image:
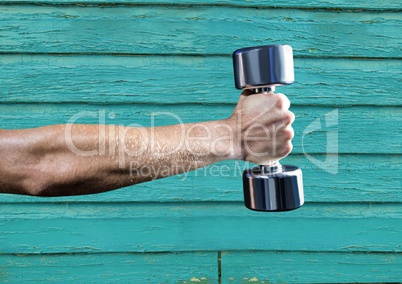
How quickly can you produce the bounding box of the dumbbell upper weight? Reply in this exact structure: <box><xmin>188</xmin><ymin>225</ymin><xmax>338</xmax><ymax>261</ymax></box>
<box><xmin>233</xmin><ymin>44</ymin><xmax>294</xmax><ymax>92</ymax></box>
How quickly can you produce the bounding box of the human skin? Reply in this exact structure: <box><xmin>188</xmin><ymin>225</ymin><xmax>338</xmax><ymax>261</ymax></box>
<box><xmin>0</xmin><ymin>90</ymin><xmax>294</xmax><ymax>196</ymax></box>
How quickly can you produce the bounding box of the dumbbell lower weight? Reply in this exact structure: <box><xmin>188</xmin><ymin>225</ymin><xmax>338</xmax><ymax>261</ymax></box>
<box><xmin>233</xmin><ymin>45</ymin><xmax>304</xmax><ymax>212</ymax></box>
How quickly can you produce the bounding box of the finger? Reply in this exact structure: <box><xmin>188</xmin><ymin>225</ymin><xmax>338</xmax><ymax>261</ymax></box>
<box><xmin>286</xmin><ymin>110</ymin><xmax>296</xmax><ymax>124</ymax></box>
<box><xmin>274</xmin><ymin>121</ymin><xmax>295</xmax><ymax>138</ymax></box>
<box><xmin>284</xmin><ymin>125</ymin><xmax>295</xmax><ymax>140</ymax></box>
<box><xmin>275</xmin><ymin>93</ymin><xmax>291</xmax><ymax>110</ymax></box>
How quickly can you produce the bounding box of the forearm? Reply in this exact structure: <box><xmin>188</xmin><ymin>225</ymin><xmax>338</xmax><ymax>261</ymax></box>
<box><xmin>0</xmin><ymin>120</ymin><xmax>239</xmax><ymax>196</ymax></box>
<box><xmin>0</xmin><ymin>91</ymin><xmax>295</xmax><ymax>197</ymax></box>
<box><xmin>62</xmin><ymin>120</ymin><xmax>238</xmax><ymax>196</ymax></box>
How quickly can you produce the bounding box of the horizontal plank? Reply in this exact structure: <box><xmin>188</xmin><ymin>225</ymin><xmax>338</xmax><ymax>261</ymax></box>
<box><xmin>1</xmin><ymin>6</ymin><xmax>401</xmax><ymax>57</ymax></box>
<box><xmin>0</xmin><ymin>155</ymin><xmax>400</xmax><ymax>203</ymax></box>
<box><xmin>1</xmin><ymin>55</ymin><xmax>401</xmax><ymax>106</ymax></box>
<box><xmin>0</xmin><ymin>202</ymin><xmax>401</xmax><ymax>253</ymax></box>
<box><xmin>0</xmin><ymin>104</ymin><xmax>401</xmax><ymax>154</ymax></box>
<box><xmin>1</xmin><ymin>0</ymin><xmax>401</xmax><ymax>10</ymax></box>
<box><xmin>221</xmin><ymin>251</ymin><xmax>402</xmax><ymax>283</ymax></box>
<box><xmin>0</xmin><ymin>252</ymin><xmax>217</xmax><ymax>283</ymax></box>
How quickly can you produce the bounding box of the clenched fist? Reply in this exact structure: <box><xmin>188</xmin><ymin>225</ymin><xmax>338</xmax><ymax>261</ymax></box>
<box><xmin>228</xmin><ymin>90</ymin><xmax>295</xmax><ymax>165</ymax></box>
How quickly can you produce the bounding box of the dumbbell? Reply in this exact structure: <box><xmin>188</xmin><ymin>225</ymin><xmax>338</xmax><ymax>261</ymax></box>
<box><xmin>232</xmin><ymin>44</ymin><xmax>304</xmax><ymax>212</ymax></box>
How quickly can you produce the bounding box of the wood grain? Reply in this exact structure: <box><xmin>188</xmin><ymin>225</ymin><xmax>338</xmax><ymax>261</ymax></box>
<box><xmin>1</xmin><ymin>55</ymin><xmax>401</xmax><ymax>106</ymax></box>
<box><xmin>1</xmin><ymin>0</ymin><xmax>401</xmax><ymax>10</ymax></box>
<box><xmin>1</xmin><ymin>6</ymin><xmax>401</xmax><ymax>57</ymax></box>
<box><xmin>0</xmin><ymin>202</ymin><xmax>401</xmax><ymax>254</ymax></box>
<box><xmin>0</xmin><ymin>252</ymin><xmax>217</xmax><ymax>283</ymax></box>
<box><xmin>0</xmin><ymin>2</ymin><xmax>401</xmax><ymax>282</ymax></box>
<box><xmin>221</xmin><ymin>251</ymin><xmax>402</xmax><ymax>283</ymax></box>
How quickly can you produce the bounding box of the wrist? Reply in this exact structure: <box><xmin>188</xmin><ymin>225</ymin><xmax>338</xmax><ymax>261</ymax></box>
<box><xmin>211</xmin><ymin>118</ymin><xmax>244</xmax><ymax>161</ymax></box>
<box><xmin>184</xmin><ymin>119</ymin><xmax>233</xmax><ymax>162</ymax></box>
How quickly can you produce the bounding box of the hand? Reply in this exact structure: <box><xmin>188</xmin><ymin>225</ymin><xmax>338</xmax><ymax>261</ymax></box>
<box><xmin>228</xmin><ymin>90</ymin><xmax>295</xmax><ymax>164</ymax></box>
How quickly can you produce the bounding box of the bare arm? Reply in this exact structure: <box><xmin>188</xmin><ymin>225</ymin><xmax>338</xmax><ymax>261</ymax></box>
<box><xmin>0</xmin><ymin>91</ymin><xmax>294</xmax><ymax>196</ymax></box>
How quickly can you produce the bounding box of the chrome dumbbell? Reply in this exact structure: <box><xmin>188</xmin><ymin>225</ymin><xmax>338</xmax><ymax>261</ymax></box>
<box><xmin>233</xmin><ymin>44</ymin><xmax>304</xmax><ymax>212</ymax></box>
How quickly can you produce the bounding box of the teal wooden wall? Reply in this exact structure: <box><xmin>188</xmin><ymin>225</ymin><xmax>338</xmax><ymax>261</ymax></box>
<box><xmin>1</xmin><ymin>1</ymin><xmax>401</xmax><ymax>283</ymax></box>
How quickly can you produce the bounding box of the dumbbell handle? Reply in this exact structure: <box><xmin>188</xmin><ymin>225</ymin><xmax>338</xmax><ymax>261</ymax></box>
<box><xmin>253</xmin><ymin>86</ymin><xmax>275</xmax><ymax>93</ymax></box>
<box><xmin>250</xmin><ymin>87</ymin><xmax>284</xmax><ymax>171</ymax></box>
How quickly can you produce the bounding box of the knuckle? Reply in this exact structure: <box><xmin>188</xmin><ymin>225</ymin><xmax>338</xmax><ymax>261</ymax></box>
<box><xmin>288</xmin><ymin>111</ymin><xmax>295</xmax><ymax>123</ymax></box>
<box><xmin>284</xmin><ymin>127</ymin><xmax>294</xmax><ymax>140</ymax></box>
<box><xmin>282</xmin><ymin>142</ymin><xmax>293</xmax><ymax>156</ymax></box>
<box><xmin>283</xmin><ymin>111</ymin><xmax>295</xmax><ymax>124</ymax></box>
<box><xmin>275</xmin><ymin>97</ymin><xmax>284</xmax><ymax>108</ymax></box>
<box><xmin>275</xmin><ymin>93</ymin><xmax>290</xmax><ymax>109</ymax></box>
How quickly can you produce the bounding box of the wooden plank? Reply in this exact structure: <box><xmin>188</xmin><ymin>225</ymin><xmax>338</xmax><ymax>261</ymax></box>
<box><xmin>1</xmin><ymin>0</ymin><xmax>401</xmax><ymax>10</ymax></box>
<box><xmin>0</xmin><ymin>155</ymin><xmax>400</xmax><ymax>203</ymax></box>
<box><xmin>221</xmin><ymin>251</ymin><xmax>402</xmax><ymax>283</ymax></box>
<box><xmin>1</xmin><ymin>55</ymin><xmax>401</xmax><ymax>106</ymax></box>
<box><xmin>0</xmin><ymin>104</ymin><xmax>401</xmax><ymax>154</ymax></box>
<box><xmin>0</xmin><ymin>202</ymin><xmax>401</xmax><ymax>254</ymax></box>
<box><xmin>0</xmin><ymin>252</ymin><xmax>217</xmax><ymax>283</ymax></box>
<box><xmin>1</xmin><ymin>6</ymin><xmax>401</xmax><ymax>57</ymax></box>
